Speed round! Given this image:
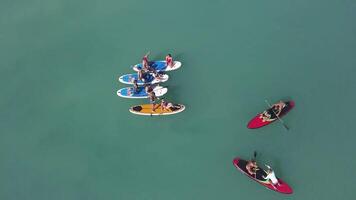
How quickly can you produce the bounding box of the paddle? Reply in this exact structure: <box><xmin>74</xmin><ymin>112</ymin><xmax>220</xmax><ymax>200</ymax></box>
<box><xmin>253</xmin><ymin>151</ymin><xmax>257</xmax><ymax>179</ymax></box>
<box><xmin>265</xmin><ymin>100</ymin><xmax>289</xmax><ymax>131</ymax></box>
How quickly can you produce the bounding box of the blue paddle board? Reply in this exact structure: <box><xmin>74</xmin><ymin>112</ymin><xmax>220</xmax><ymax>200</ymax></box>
<box><xmin>117</xmin><ymin>86</ymin><xmax>168</xmax><ymax>98</ymax></box>
<box><xmin>118</xmin><ymin>73</ymin><xmax>169</xmax><ymax>85</ymax></box>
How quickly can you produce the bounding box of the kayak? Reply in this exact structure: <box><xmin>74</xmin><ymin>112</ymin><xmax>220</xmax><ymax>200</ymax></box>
<box><xmin>247</xmin><ymin>101</ymin><xmax>295</xmax><ymax>129</ymax></box>
<box><xmin>132</xmin><ymin>61</ymin><xmax>182</xmax><ymax>72</ymax></box>
<box><xmin>118</xmin><ymin>73</ymin><xmax>169</xmax><ymax>85</ymax></box>
<box><xmin>117</xmin><ymin>86</ymin><xmax>168</xmax><ymax>99</ymax></box>
<box><xmin>233</xmin><ymin>158</ymin><xmax>293</xmax><ymax>194</ymax></box>
<box><xmin>129</xmin><ymin>104</ymin><xmax>185</xmax><ymax>116</ymax></box>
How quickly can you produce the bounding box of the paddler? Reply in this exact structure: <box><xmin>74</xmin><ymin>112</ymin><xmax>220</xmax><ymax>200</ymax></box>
<box><xmin>262</xmin><ymin>101</ymin><xmax>286</xmax><ymax>121</ymax></box>
<box><xmin>148</xmin><ymin>90</ymin><xmax>157</xmax><ymax>111</ymax></box>
<box><xmin>246</xmin><ymin>160</ymin><xmax>258</xmax><ymax>176</ymax></box>
<box><xmin>165</xmin><ymin>54</ymin><xmax>173</xmax><ymax>68</ymax></box>
<box><xmin>142</xmin><ymin>52</ymin><xmax>150</xmax><ymax>71</ymax></box>
<box><xmin>262</xmin><ymin>165</ymin><xmax>280</xmax><ymax>188</ymax></box>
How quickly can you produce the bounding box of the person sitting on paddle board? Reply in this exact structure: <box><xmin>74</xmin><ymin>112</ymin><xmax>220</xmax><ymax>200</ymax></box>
<box><xmin>262</xmin><ymin>101</ymin><xmax>286</xmax><ymax>121</ymax></box>
<box><xmin>145</xmin><ymin>85</ymin><xmax>153</xmax><ymax>93</ymax></box>
<box><xmin>165</xmin><ymin>54</ymin><xmax>173</xmax><ymax>68</ymax></box>
<box><xmin>262</xmin><ymin>165</ymin><xmax>280</xmax><ymax>189</ymax></box>
<box><xmin>138</xmin><ymin>69</ymin><xmax>150</xmax><ymax>82</ymax></box>
<box><xmin>246</xmin><ymin>160</ymin><xmax>258</xmax><ymax>176</ymax></box>
<box><xmin>153</xmin><ymin>71</ymin><xmax>165</xmax><ymax>80</ymax></box>
<box><xmin>133</xmin><ymin>79</ymin><xmax>140</xmax><ymax>93</ymax></box>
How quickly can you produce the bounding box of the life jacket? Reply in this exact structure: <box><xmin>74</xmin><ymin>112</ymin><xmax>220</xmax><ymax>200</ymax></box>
<box><xmin>165</xmin><ymin>56</ymin><xmax>172</xmax><ymax>64</ymax></box>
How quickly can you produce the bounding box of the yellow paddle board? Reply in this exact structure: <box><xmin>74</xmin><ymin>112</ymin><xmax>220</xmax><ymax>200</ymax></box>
<box><xmin>129</xmin><ymin>104</ymin><xmax>185</xmax><ymax>116</ymax></box>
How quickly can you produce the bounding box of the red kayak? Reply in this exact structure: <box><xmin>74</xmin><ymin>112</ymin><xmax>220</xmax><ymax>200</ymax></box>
<box><xmin>247</xmin><ymin>101</ymin><xmax>295</xmax><ymax>129</ymax></box>
<box><xmin>233</xmin><ymin>158</ymin><xmax>293</xmax><ymax>194</ymax></box>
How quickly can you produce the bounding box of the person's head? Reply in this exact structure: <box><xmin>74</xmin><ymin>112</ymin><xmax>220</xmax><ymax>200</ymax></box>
<box><xmin>133</xmin><ymin>79</ymin><xmax>137</xmax><ymax>84</ymax></box>
<box><xmin>167</xmin><ymin>54</ymin><xmax>171</xmax><ymax>57</ymax></box>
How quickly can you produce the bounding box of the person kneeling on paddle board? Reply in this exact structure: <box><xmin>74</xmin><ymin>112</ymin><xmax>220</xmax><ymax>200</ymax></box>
<box><xmin>165</xmin><ymin>54</ymin><xmax>173</xmax><ymax>68</ymax></box>
<box><xmin>246</xmin><ymin>160</ymin><xmax>258</xmax><ymax>176</ymax></box>
<box><xmin>262</xmin><ymin>101</ymin><xmax>286</xmax><ymax>121</ymax></box>
<box><xmin>263</xmin><ymin>165</ymin><xmax>280</xmax><ymax>189</ymax></box>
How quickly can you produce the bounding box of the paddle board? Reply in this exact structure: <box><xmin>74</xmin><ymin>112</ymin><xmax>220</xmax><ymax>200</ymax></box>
<box><xmin>247</xmin><ymin>101</ymin><xmax>295</xmax><ymax>129</ymax></box>
<box><xmin>118</xmin><ymin>73</ymin><xmax>169</xmax><ymax>85</ymax></box>
<box><xmin>129</xmin><ymin>104</ymin><xmax>185</xmax><ymax>116</ymax></box>
<box><xmin>117</xmin><ymin>86</ymin><xmax>168</xmax><ymax>98</ymax></box>
<box><xmin>132</xmin><ymin>61</ymin><xmax>182</xmax><ymax>72</ymax></box>
<box><xmin>233</xmin><ymin>158</ymin><xmax>293</xmax><ymax>194</ymax></box>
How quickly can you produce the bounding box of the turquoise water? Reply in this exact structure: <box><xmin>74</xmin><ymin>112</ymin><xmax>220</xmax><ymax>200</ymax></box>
<box><xmin>1</xmin><ymin>0</ymin><xmax>356</xmax><ymax>199</ymax></box>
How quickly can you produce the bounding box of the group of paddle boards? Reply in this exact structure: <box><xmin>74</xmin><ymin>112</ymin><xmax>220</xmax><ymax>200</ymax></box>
<box><xmin>117</xmin><ymin>53</ymin><xmax>186</xmax><ymax>116</ymax></box>
<box><xmin>233</xmin><ymin>100</ymin><xmax>295</xmax><ymax>194</ymax></box>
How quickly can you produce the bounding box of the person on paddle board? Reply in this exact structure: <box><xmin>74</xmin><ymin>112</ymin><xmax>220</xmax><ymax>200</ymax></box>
<box><xmin>246</xmin><ymin>160</ymin><xmax>258</xmax><ymax>176</ymax></box>
<box><xmin>263</xmin><ymin>165</ymin><xmax>280</xmax><ymax>188</ymax></box>
<box><xmin>262</xmin><ymin>101</ymin><xmax>286</xmax><ymax>121</ymax></box>
<box><xmin>133</xmin><ymin>79</ymin><xmax>140</xmax><ymax>93</ymax></box>
<box><xmin>160</xmin><ymin>99</ymin><xmax>179</xmax><ymax>111</ymax></box>
<box><xmin>142</xmin><ymin>52</ymin><xmax>150</xmax><ymax>70</ymax></box>
<box><xmin>153</xmin><ymin>70</ymin><xmax>165</xmax><ymax>80</ymax></box>
<box><xmin>148</xmin><ymin>90</ymin><xmax>157</xmax><ymax>111</ymax></box>
<box><xmin>165</xmin><ymin>54</ymin><xmax>173</xmax><ymax>68</ymax></box>
<box><xmin>138</xmin><ymin>69</ymin><xmax>150</xmax><ymax>82</ymax></box>
<box><xmin>145</xmin><ymin>84</ymin><xmax>153</xmax><ymax>93</ymax></box>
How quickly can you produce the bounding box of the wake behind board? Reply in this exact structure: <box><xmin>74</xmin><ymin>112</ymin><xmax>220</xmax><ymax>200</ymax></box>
<box><xmin>233</xmin><ymin>158</ymin><xmax>293</xmax><ymax>194</ymax></box>
<box><xmin>117</xmin><ymin>86</ymin><xmax>168</xmax><ymax>99</ymax></box>
<box><xmin>133</xmin><ymin>61</ymin><xmax>182</xmax><ymax>72</ymax></box>
<box><xmin>118</xmin><ymin>73</ymin><xmax>169</xmax><ymax>85</ymax></box>
<box><xmin>129</xmin><ymin>104</ymin><xmax>185</xmax><ymax>116</ymax></box>
<box><xmin>247</xmin><ymin>101</ymin><xmax>295</xmax><ymax>129</ymax></box>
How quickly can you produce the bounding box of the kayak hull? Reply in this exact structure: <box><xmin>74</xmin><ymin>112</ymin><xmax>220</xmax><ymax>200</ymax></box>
<box><xmin>117</xmin><ymin>86</ymin><xmax>168</xmax><ymax>98</ymax></box>
<box><xmin>129</xmin><ymin>104</ymin><xmax>185</xmax><ymax>116</ymax></box>
<box><xmin>247</xmin><ymin>101</ymin><xmax>295</xmax><ymax>129</ymax></box>
<box><xmin>233</xmin><ymin>158</ymin><xmax>293</xmax><ymax>194</ymax></box>
<box><xmin>133</xmin><ymin>61</ymin><xmax>182</xmax><ymax>72</ymax></box>
<box><xmin>118</xmin><ymin>73</ymin><xmax>169</xmax><ymax>85</ymax></box>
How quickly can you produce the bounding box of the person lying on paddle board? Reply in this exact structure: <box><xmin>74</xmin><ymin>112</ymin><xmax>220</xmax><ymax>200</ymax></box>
<box><xmin>263</xmin><ymin>165</ymin><xmax>280</xmax><ymax>189</ymax></box>
<box><xmin>246</xmin><ymin>160</ymin><xmax>258</xmax><ymax>176</ymax></box>
<box><xmin>165</xmin><ymin>54</ymin><xmax>173</xmax><ymax>67</ymax></box>
<box><xmin>160</xmin><ymin>99</ymin><xmax>180</xmax><ymax>111</ymax></box>
<box><xmin>261</xmin><ymin>101</ymin><xmax>286</xmax><ymax>121</ymax></box>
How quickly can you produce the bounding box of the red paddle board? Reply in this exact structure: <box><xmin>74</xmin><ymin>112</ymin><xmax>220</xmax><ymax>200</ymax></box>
<box><xmin>233</xmin><ymin>158</ymin><xmax>293</xmax><ymax>194</ymax></box>
<box><xmin>247</xmin><ymin>101</ymin><xmax>295</xmax><ymax>129</ymax></box>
